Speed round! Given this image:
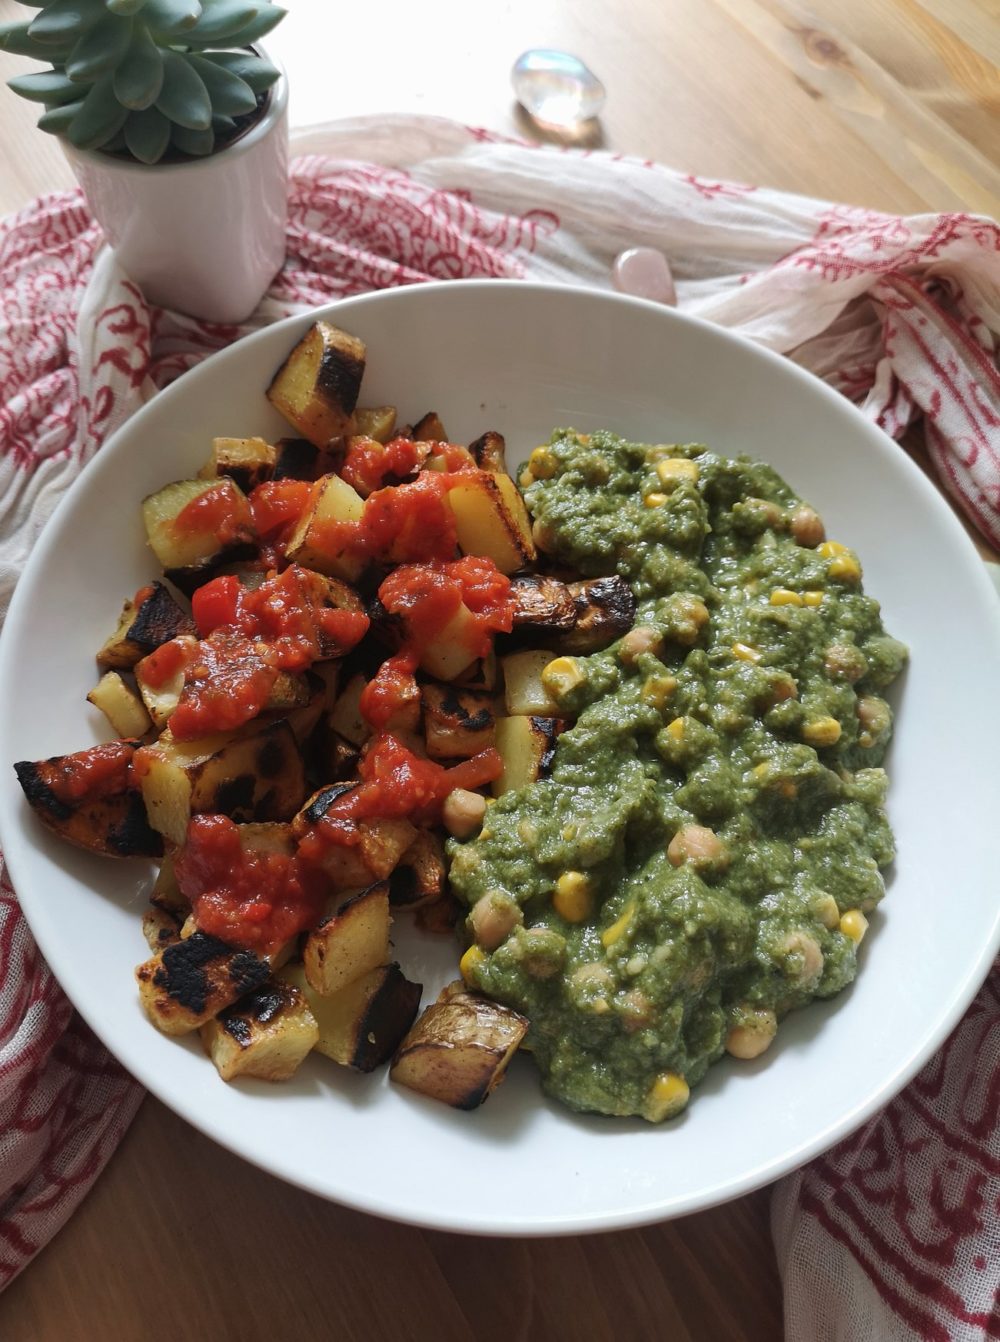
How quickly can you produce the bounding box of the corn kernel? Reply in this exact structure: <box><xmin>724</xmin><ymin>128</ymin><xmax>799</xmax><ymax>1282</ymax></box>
<box><xmin>828</xmin><ymin>555</ymin><xmax>861</xmax><ymax>582</ymax></box>
<box><xmin>665</xmin><ymin>716</ymin><xmax>686</xmax><ymax>742</ymax></box>
<box><xmin>541</xmin><ymin>656</ymin><xmax>584</xmax><ymax>700</ymax></box>
<box><xmin>817</xmin><ymin>540</ymin><xmax>850</xmax><ymax>558</ymax></box>
<box><xmin>840</xmin><ymin>909</ymin><xmax>869</xmax><ymax>944</ymax></box>
<box><xmin>529</xmin><ymin>446</ymin><xmax>557</xmax><ymax>479</ymax></box>
<box><xmin>644</xmin><ymin>1071</ymin><xmax>690</xmax><ymax>1121</ymax></box>
<box><xmin>732</xmin><ymin>642</ymin><xmax>763</xmax><ymax>663</ymax></box>
<box><xmin>644</xmin><ymin>492</ymin><xmax>669</xmax><ymax>508</ymax></box>
<box><xmin>752</xmin><ymin>762</ymin><xmax>770</xmax><ymax>780</ymax></box>
<box><xmin>518</xmin><ymin>467</ymin><xmax>534</xmax><ymax>488</ymax></box>
<box><xmin>655</xmin><ymin>457</ymin><xmax>700</xmax><ymax>488</ymax></box>
<box><xmin>601</xmin><ymin>900</ymin><xmax>636</xmax><ymax>949</ymax></box>
<box><xmin>802</xmin><ymin>591</ymin><xmax>824</xmax><ymax>607</ymax></box>
<box><xmin>460</xmin><ymin>944</ymin><xmax>486</xmax><ymax>985</ymax></box>
<box><xmin>641</xmin><ymin>674</ymin><xmax>678</xmax><ymax>710</ymax></box>
<box><xmin>803</xmin><ymin>716</ymin><xmax>842</xmax><ymax>748</ymax></box>
<box><xmin>770</xmin><ymin>588</ymin><xmax>803</xmax><ymax>607</ymax></box>
<box><xmin>813</xmin><ymin>894</ymin><xmax>840</xmax><ymax>929</ymax></box>
<box><xmin>553</xmin><ymin>871</ymin><xmax>594</xmax><ymax>923</ymax></box>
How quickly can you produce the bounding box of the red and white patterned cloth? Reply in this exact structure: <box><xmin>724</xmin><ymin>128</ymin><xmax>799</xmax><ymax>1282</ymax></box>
<box><xmin>1</xmin><ymin>115</ymin><xmax>997</xmax><ymax>1331</ymax></box>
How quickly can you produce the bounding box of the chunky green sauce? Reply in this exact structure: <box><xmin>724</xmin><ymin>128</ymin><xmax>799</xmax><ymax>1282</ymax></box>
<box><xmin>448</xmin><ymin>432</ymin><xmax>906</xmax><ymax>1122</ymax></box>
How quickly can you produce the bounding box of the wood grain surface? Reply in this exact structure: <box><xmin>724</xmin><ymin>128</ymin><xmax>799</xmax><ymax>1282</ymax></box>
<box><xmin>0</xmin><ymin>2</ymin><xmax>997</xmax><ymax>1338</ymax></box>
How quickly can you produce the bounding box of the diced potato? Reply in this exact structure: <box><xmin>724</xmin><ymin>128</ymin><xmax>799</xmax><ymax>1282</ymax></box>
<box><xmin>135</xmin><ymin>931</ymin><xmax>270</xmax><ymax>1036</ymax></box>
<box><xmin>561</xmin><ymin>577</ymin><xmax>637</xmax><ymax>653</ymax></box>
<box><xmin>350</xmin><ymin>406</ymin><xmax>397</xmax><ymax>444</ymax></box>
<box><xmin>88</xmin><ymin>671</ymin><xmax>152</xmax><ymax>738</ymax></box>
<box><xmin>421</xmin><ymin>684</ymin><xmax>495</xmax><ymax>760</ymax></box>
<box><xmin>412</xmin><ymin>411</ymin><xmax>447</xmax><ymax>442</ymax></box>
<box><xmin>134</xmin><ymin>635</ymin><xmax>198</xmax><ymax>730</ymax></box>
<box><xmin>259</xmin><ymin>670</ymin><xmax>326</xmax><ymax>745</ymax></box>
<box><xmin>492</xmin><ymin>715</ymin><xmax>564</xmax><ymax>796</ymax></box>
<box><xmin>273</xmin><ymin>437</ymin><xmax>324</xmax><ymax>481</ymax></box>
<box><xmin>501</xmin><ymin>649</ymin><xmax>560</xmax><ymax>716</ymax></box>
<box><xmin>142</xmin><ymin>478</ymin><xmax>255</xmax><ymax>573</ymax></box>
<box><xmin>13</xmin><ymin>742</ymin><xmax>163</xmax><ymax>858</ymax></box>
<box><xmin>149</xmin><ymin>854</ymin><xmax>189</xmax><ymax>918</ymax></box>
<box><xmin>468</xmin><ymin>430</ymin><xmax>507</xmax><ymax>474</ymax></box>
<box><xmin>267</xmin><ymin>321</ymin><xmax>366</xmax><ymax>447</ymax></box>
<box><xmin>281</xmin><ymin>961</ymin><xmax>421</xmax><ymax>1072</ymax></box>
<box><xmin>142</xmin><ymin>904</ymin><xmax>184</xmax><ymax>952</ymax></box>
<box><xmin>200</xmin><ymin>980</ymin><xmax>319</xmax><ymax>1082</ymax></box>
<box><xmin>414</xmin><ymin>894</ymin><xmax>463</xmax><ymax>935</ymax></box>
<box><xmin>135</xmin><ymin>719</ymin><xmax>305</xmax><ymax>847</ymax></box>
<box><xmin>454</xmin><ymin>649</ymin><xmax>497</xmax><ymax>691</ymax></box>
<box><xmin>294</xmin><ymin>786</ymin><xmax>417</xmax><ymax>888</ymax></box>
<box><xmin>328</xmin><ymin>672</ymin><xmax>369</xmax><ymax>747</ymax></box>
<box><xmin>508</xmin><ymin>574</ymin><xmax>577</xmax><ymax>638</ymax></box>
<box><xmin>390</xmin><ymin>995</ymin><xmax>528</xmax><ymax>1109</ymax></box>
<box><xmin>446</xmin><ymin>472</ymin><xmax>536</xmax><ymax>574</ymax></box>
<box><xmin>284</xmin><ymin>473</ymin><xmax>366</xmax><ymax>582</ymax></box>
<box><xmin>97</xmin><ymin>582</ymin><xmax>196</xmax><ymax>670</ymax></box>
<box><xmin>418</xmin><ymin>602</ymin><xmax>480</xmax><ymax>682</ymax></box>
<box><xmin>388</xmin><ymin>828</ymin><xmax>447</xmax><ymax>907</ymax></box>
<box><xmin>303</xmin><ymin>882</ymin><xmax>392</xmax><ymax>995</ymax></box>
<box><xmin>294</xmin><ymin>569</ymin><xmax>368</xmax><ymax>659</ymax></box>
<box><xmin>200</xmin><ymin>436</ymin><xmax>276</xmax><ymax>492</ymax></box>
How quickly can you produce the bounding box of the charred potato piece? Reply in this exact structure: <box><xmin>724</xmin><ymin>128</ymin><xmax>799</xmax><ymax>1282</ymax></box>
<box><xmin>281</xmin><ymin>960</ymin><xmax>421</xmax><ymax>1072</ymax></box>
<box><xmin>200</xmin><ymin>979</ymin><xmax>319</xmax><ymax>1082</ymax></box>
<box><xmin>295</xmin><ymin>569</ymin><xmax>368</xmax><ymax>659</ymax></box>
<box><xmin>272</xmin><ymin>437</ymin><xmax>324</xmax><ymax>481</ymax></box>
<box><xmin>150</xmin><ymin>855</ymin><xmax>190</xmax><ymax>919</ymax></box>
<box><xmin>97</xmin><ymin>581</ymin><xmax>196</xmax><ymax>670</ymax></box>
<box><xmin>294</xmin><ymin>785</ymin><xmax>417</xmax><ymax>888</ymax></box>
<box><xmin>142</xmin><ymin>478</ymin><xmax>256</xmax><ymax>574</ymax></box>
<box><xmin>349</xmin><ymin>406</ymin><xmax>398</xmax><ymax>444</ymax></box>
<box><xmin>501</xmin><ymin>649</ymin><xmax>559</xmax><ymax>716</ymax></box>
<box><xmin>561</xmin><ymin>576</ymin><xmax>637</xmax><ymax>653</ymax></box>
<box><xmin>446</xmin><ymin>472</ymin><xmax>536</xmax><ymax>575</ymax></box>
<box><xmin>136</xmin><ymin>932</ymin><xmax>270</xmax><ymax>1036</ymax></box>
<box><xmin>412</xmin><ymin>411</ymin><xmax>447</xmax><ymax>443</ymax></box>
<box><xmin>142</xmin><ymin>904</ymin><xmax>184</xmax><ymax>952</ymax></box>
<box><xmin>267</xmin><ymin>322</ymin><xmax>366</xmax><ymax>447</ymax></box>
<box><xmin>303</xmin><ymin>882</ymin><xmax>392</xmax><ymax>995</ymax></box>
<box><xmin>388</xmin><ymin>829</ymin><xmax>447</xmax><ymax>908</ymax></box>
<box><xmin>88</xmin><ymin>671</ymin><xmax>152</xmax><ymax>739</ymax></box>
<box><xmin>421</xmin><ymin>684</ymin><xmax>495</xmax><ymax>760</ymax></box>
<box><xmin>390</xmin><ymin>996</ymin><xmax>529</xmax><ymax>1109</ymax></box>
<box><xmin>134</xmin><ymin>635</ymin><xmax>198</xmax><ymax>730</ymax></box>
<box><xmin>328</xmin><ymin>673</ymin><xmax>370</xmax><ymax>747</ymax></box>
<box><xmin>414</xmin><ymin>893</ymin><xmax>463</xmax><ymax>934</ymax></box>
<box><xmin>135</xmin><ymin>719</ymin><xmax>305</xmax><ymax>847</ymax></box>
<box><xmin>201</xmin><ymin>436</ymin><xmax>276</xmax><ymax>492</ymax></box>
<box><xmin>453</xmin><ymin>649</ymin><xmax>497</xmax><ymax>692</ymax></box>
<box><xmin>14</xmin><ymin>741</ymin><xmax>162</xmax><ymax>858</ymax></box>
<box><xmin>284</xmin><ymin>473</ymin><xmax>367</xmax><ymax>582</ymax></box>
<box><xmin>508</xmin><ymin>574</ymin><xmax>577</xmax><ymax>636</ymax></box>
<box><xmin>259</xmin><ymin>670</ymin><xmax>327</xmax><ymax>745</ymax></box>
<box><xmin>468</xmin><ymin>430</ymin><xmax>507</xmax><ymax>474</ymax></box>
<box><xmin>492</xmin><ymin>715</ymin><xmax>564</xmax><ymax>796</ymax></box>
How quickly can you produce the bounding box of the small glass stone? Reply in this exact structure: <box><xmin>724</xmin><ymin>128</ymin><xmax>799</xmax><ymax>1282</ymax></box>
<box><xmin>511</xmin><ymin>49</ymin><xmax>606</xmax><ymax>130</ymax></box>
<box><xmin>613</xmin><ymin>247</ymin><xmax>678</xmax><ymax>307</ymax></box>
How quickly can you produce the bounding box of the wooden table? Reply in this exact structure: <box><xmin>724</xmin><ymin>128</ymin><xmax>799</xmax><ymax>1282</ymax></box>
<box><xmin>1</xmin><ymin>3</ymin><xmax>997</xmax><ymax>1337</ymax></box>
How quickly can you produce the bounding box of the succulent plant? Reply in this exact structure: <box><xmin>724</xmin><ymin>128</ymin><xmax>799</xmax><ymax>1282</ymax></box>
<box><xmin>0</xmin><ymin>0</ymin><xmax>287</xmax><ymax>164</ymax></box>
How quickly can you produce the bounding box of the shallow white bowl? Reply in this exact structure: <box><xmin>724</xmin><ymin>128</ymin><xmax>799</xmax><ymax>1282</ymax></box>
<box><xmin>1</xmin><ymin>281</ymin><xmax>998</xmax><ymax>1235</ymax></box>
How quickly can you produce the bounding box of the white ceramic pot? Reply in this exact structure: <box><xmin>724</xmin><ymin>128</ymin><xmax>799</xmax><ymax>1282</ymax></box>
<box><xmin>65</xmin><ymin>55</ymin><xmax>289</xmax><ymax>324</ymax></box>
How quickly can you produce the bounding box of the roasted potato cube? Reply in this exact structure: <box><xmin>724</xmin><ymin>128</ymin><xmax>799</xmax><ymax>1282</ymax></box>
<box><xmin>453</xmin><ymin>649</ymin><xmax>497</xmax><ymax>692</ymax></box>
<box><xmin>294</xmin><ymin>569</ymin><xmax>368</xmax><ymax>659</ymax></box>
<box><xmin>414</xmin><ymin>894</ymin><xmax>463</xmax><ymax>934</ymax></box>
<box><xmin>468</xmin><ymin>430</ymin><xmax>507</xmax><ymax>474</ymax></box>
<box><xmin>412</xmin><ymin>411</ymin><xmax>447</xmax><ymax>442</ymax></box>
<box><xmin>13</xmin><ymin>741</ymin><xmax>163</xmax><ymax>858</ymax></box>
<box><xmin>421</xmin><ymin>684</ymin><xmax>495</xmax><ymax>760</ymax></box>
<box><xmin>390</xmin><ymin>995</ymin><xmax>529</xmax><ymax>1109</ymax></box>
<box><xmin>267</xmin><ymin>321</ymin><xmax>366</xmax><ymax>447</ymax></box>
<box><xmin>561</xmin><ymin>577</ymin><xmax>637</xmax><ymax>653</ymax></box>
<box><xmin>142</xmin><ymin>478</ymin><xmax>256</xmax><ymax>573</ymax></box>
<box><xmin>136</xmin><ymin>931</ymin><xmax>270</xmax><ymax>1036</ymax></box>
<box><xmin>303</xmin><ymin>882</ymin><xmax>392</xmax><ymax>995</ymax></box>
<box><xmin>418</xmin><ymin>602</ymin><xmax>480</xmax><ymax>682</ymax></box>
<box><xmin>501</xmin><ymin>649</ymin><xmax>560</xmax><ymax>716</ymax></box>
<box><xmin>508</xmin><ymin>574</ymin><xmax>577</xmax><ymax>636</ymax></box>
<box><xmin>446</xmin><ymin>473</ymin><xmax>536</xmax><ymax>574</ymax></box>
<box><xmin>272</xmin><ymin>437</ymin><xmax>324</xmax><ymax>481</ymax></box>
<box><xmin>261</xmin><ymin>670</ymin><xmax>327</xmax><ymax>745</ymax></box>
<box><xmin>328</xmin><ymin>672</ymin><xmax>370</xmax><ymax>747</ymax></box>
<box><xmin>142</xmin><ymin>904</ymin><xmax>184</xmax><ymax>951</ymax></box>
<box><xmin>200</xmin><ymin>979</ymin><xmax>319</xmax><ymax>1082</ymax></box>
<box><xmin>284</xmin><ymin>473</ymin><xmax>366</xmax><ymax>582</ymax></box>
<box><xmin>388</xmin><ymin>829</ymin><xmax>447</xmax><ymax>908</ymax></box>
<box><xmin>88</xmin><ymin>671</ymin><xmax>153</xmax><ymax>738</ymax></box>
<box><xmin>135</xmin><ymin>719</ymin><xmax>305</xmax><ymax>847</ymax></box>
<box><xmin>150</xmin><ymin>855</ymin><xmax>190</xmax><ymax>918</ymax></box>
<box><xmin>201</xmin><ymin>436</ymin><xmax>276</xmax><ymax>492</ymax></box>
<box><xmin>281</xmin><ymin>960</ymin><xmax>421</xmax><ymax>1072</ymax></box>
<box><xmin>492</xmin><ymin>715</ymin><xmax>564</xmax><ymax>796</ymax></box>
<box><xmin>97</xmin><ymin>582</ymin><xmax>196</xmax><ymax>670</ymax></box>
<box><xmin>350</xmin><ymin>406</ymin><xmax>397</xmax><ymax>444</ymax></box>
<box><xmin>134</xmin><ymin>635</ymin><xmax>198</xmax><ymax>730</ymax></box>
<box><xmin>294</xmin><ymin>785</ymin><xmax>417</xmax><ymax>888</ymax></box>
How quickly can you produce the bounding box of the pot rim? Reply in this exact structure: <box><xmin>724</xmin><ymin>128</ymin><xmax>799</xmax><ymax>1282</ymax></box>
<box><xmin>64</xmin><ymin>44</ymin><xmax>288</xmax><ymax>175</ymax></box>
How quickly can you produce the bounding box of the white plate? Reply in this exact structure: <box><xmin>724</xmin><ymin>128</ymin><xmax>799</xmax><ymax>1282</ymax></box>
<box><xmin>1</xmin><ymin>281</ymin><xmax>998</xmax><ymax>1235</ymax></box>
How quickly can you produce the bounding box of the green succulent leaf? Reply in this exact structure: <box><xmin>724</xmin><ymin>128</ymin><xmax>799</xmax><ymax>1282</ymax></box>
<box><xmin>66</xmin><ymin>15</ymin><xmax>133</xmax><ymax>80</ymax></box>
<box><xmin>66</xmin><ymin>71</ymin><xmax>129</xmax><ymax>149</ymax></box>
<box><xmin>106</xmin><ymin>0</ymin><xmax>150</xmax><ymax>13</ymax></box>
<box><xmin>114</xmin><ymin>27</ymin><xmax>164</xmax><ymax>108</ymax></box>
<box><xmin>187</xmin><ymin>53</ymin><xmax>256</xmax><ymax>116</ymax></box>
<box><xmin>27</xmin><ymin>0</ymin><xmax>108</xmax><ymax>44</ymax></box>
<box><xmin>155</xmin><ymin>49</ymin><xmax>211</xmax><ymax>129</ymax></box>
<box><xmin>142</xmin><ymin>0</ymin><xmax>202</xmax><ymax>32</ymax></box>
<box><xmin>211</xmin><ymin>112</ymin><xmax>235</xmax><ymax>133</ymax></box>
<box><xmin>7</xmin><ymin>69</ymin><xmax>82</xmax><ymax>104</ymax></box>
<box><xmin>186</xmin><ymin>2</ymin><xmax>283</xmax><ymax>47</ymax></box>
<box><xmin>171</xmin><ymin>122</ymin><xmax>213</xmax><ymax>156</ymax></box>
<box><xmin>200</xmin><ymin>50</ymin><xmax>278</xmax><ymax>93</ymax></box>
<box><xmin>185</xmin><ymin>0</ymin><xmax>258</xmax><ymax>41</ymax></box>
<box><xmin>0</xmin><ymin>20</ymin><xmax>72</xmax><ymax>58</ymax></box>
<box><xmin>37</xmin><ymin>97</ymin><xmax>86</xmax><ymax>132</ymax></box>
<box><xmin>124</xmin><ymin>105</ymin><xmax>170</xmax><ymax>162</ymax></box>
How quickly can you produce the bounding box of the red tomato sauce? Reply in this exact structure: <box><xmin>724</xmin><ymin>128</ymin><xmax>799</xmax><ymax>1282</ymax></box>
<box><xmin>175</xmin><ymin>814</ymin><xmax>327</xmax><ymax>955</ymax></box>
<box><xmin>47</xmin><ymin>740</ymin><xmax>136</xmax><ymax>804</ymax></box>
<box><xmin>340</xmin><ymin>436</ymin><xmax>430</xmax><ymax>496</ymax></box>
<box><xmin>136</xmin><ymin>635</ymin><xmax>198</xmax><ymax>690</ymax></box>
<box><xmin>168</xmin><ymin>629</ymin><xmax>278</xmax><ymax>740</ymax></box>
<box><xmin>248</xmin><ymin>479</ymin><xmax>313</xmax><ymax>542</ymax></box>
<box><xmin>172</xmin><ymin>482</ymin><xmax>252</xmax><ymax>545</ymax></box>
<box><xmin>379</xmin><ymin>556</ymin><xmax>513</xmax><ymax>659</ymax></box>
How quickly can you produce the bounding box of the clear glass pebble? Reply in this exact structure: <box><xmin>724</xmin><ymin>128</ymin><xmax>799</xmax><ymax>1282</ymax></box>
<box><xmin>612</xmin><ymin>247</ymin><xmax>678</xmax><ymax>307</ymax></box>
<box><xmin>511</xmin><ymin>50</ymin><xmax>606</xmax><ymax>129</ymax></box>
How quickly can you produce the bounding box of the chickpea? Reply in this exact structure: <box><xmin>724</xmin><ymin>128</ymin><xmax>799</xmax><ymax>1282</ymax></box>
<box><xmin>777</xmin><ymin>930</ymin><xmax>824</xmax><ymax>985</ymax></box>
<box><xmin>515</xmin><ymin>926</ymin><xmax>567</xmax><ymax>979</ymax></box>
<box><xmin>670</xmin><ymin>595</ymin><xmax>710</xmax><ymax>646</ymax></box>
<box><xmin>442</xmin><ymin>787</ymin><xmax>488</xmax><ymax>839</ymax></box>
<box><xmin>470</xmin><ymin>890</ymin><xmax>523</xmax><ymax>951</ymax></box>
<box><xmin>531</xmin><ymin>517</ymin><xmax>556</xmax><ymax>552</ymax></box>
<box><xmin>790</xmin><ymin>505</ymin><xmax>825</xmax><ymax>547</ymax></box>
<box><xmin>725</xmin><ymin>1007</ymin><xmax>778</xmax><ymax>1059</ymax></box>
<box><xmin>619</xmin><ymin>989</ymin><xmax>655</xmax><ymax>1033</ymax></box>
<box><xmin>856</xmin><ymin>695</ymin><xmax>891</xmax><ymax>748</ymax></box>
<box><xmin>667</xmin><ymin>824</ymin><xmax>730</xmax><ymax>873</ymax></box>
<box><xmin>824</xmin><ymin>643</ymin><xmax>867</xmax><ymax>683</ymax></box>
<box><xmin>619</xmin><ymin>625</ymin><xmax>664</xmax><ymax>664</ymax></box>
